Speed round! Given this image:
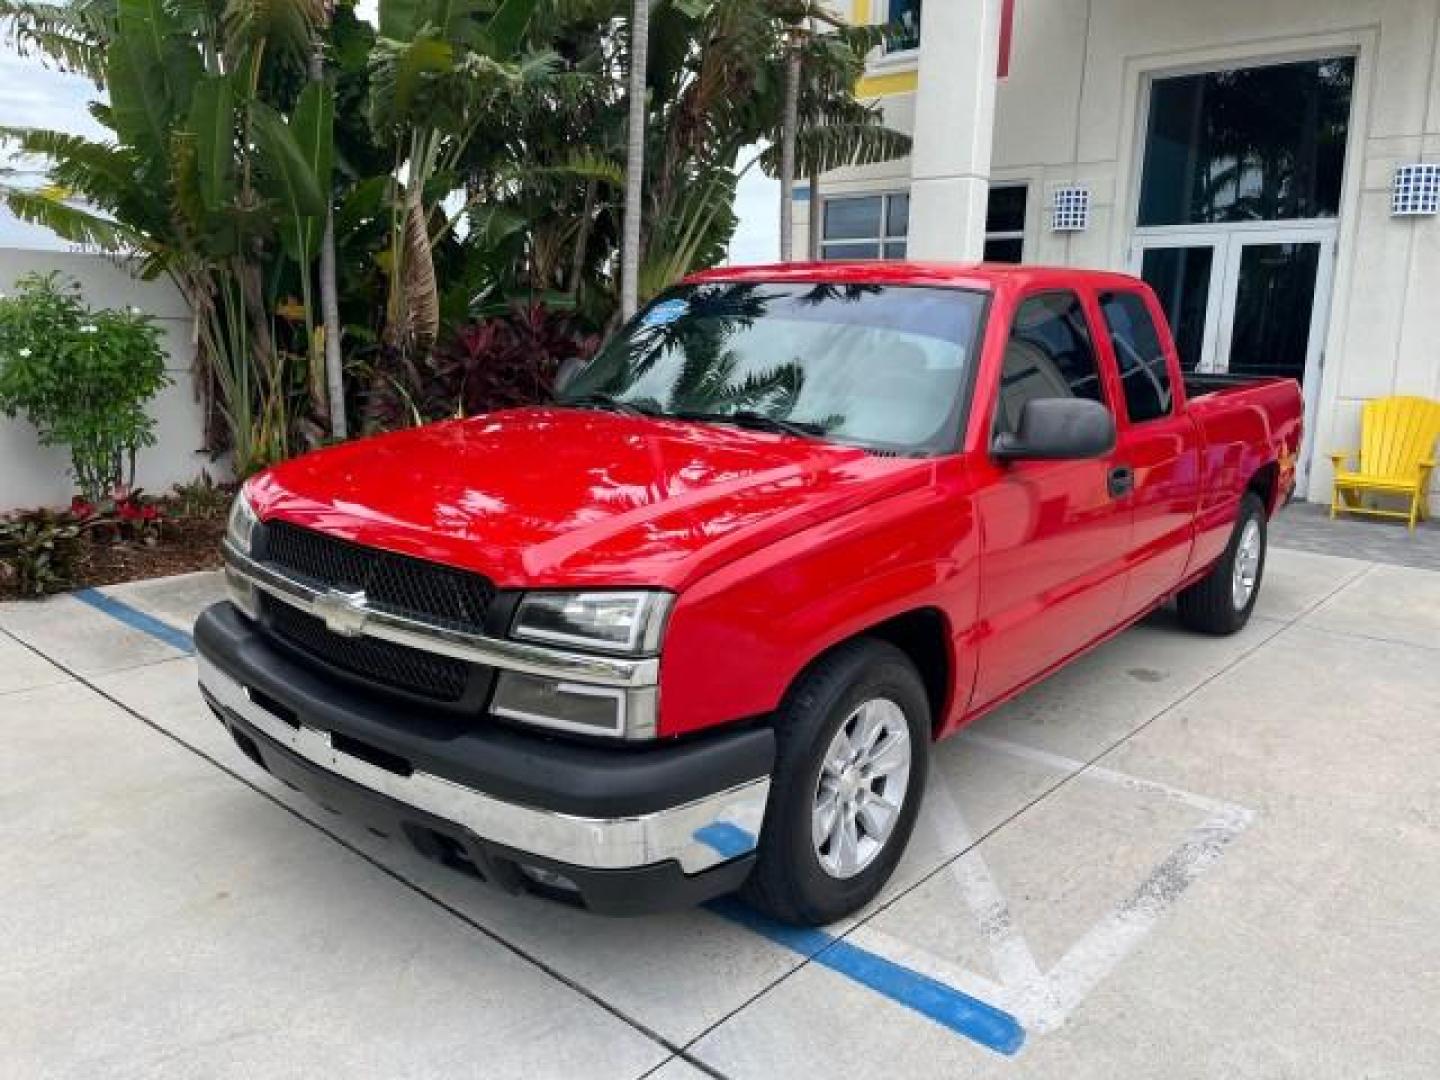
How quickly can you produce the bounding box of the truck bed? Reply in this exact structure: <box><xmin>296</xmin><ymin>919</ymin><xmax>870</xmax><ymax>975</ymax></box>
<box><xmin>1183</xmin><ymin>371</ymin><xmax>1293</xmax><ymax>399</ymax></box>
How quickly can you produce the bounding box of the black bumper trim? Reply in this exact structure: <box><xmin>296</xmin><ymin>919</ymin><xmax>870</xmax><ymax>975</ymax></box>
<box><xmin>212</xmin><ymin>700</ymin><xmax>754</xmax><ymax>916</ymax></box>
<box><xmin>194</xmin><ymin>602</ymin><xmax>775</xmax><ymax>820</ymax></box>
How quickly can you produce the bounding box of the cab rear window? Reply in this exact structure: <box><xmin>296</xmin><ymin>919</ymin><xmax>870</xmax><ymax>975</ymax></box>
<box><xmin>1100</xmin><ymin>291</ymin><xmax>1174</xmax><ymax>423</ymax></box>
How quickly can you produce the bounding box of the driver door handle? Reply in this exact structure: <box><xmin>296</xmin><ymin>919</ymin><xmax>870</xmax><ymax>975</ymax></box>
<box><xmin>1108</xmin><ymin>465</ymin><xmax>1135</xmax><ymax>499</ymax></box>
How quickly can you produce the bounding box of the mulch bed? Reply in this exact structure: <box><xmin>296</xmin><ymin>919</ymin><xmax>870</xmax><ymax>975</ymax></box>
<box><xmin>73</xmin><ymin>516</ymin><xmax>228</xmax><ymax>590</ymax></box>
<box><xmin>0</xmin><ymin>513</ymin><xmax>227</xmax><ymax>602</ymax></box>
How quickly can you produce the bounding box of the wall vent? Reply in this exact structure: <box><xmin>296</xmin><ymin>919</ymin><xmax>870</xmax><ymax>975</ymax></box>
<box><xmin>1050</xmin><ymin>185</ymin><xmax>1091</xmax><ymax>232</ymax></box>
<box><xmin>1392</xmin><ymin>163</ymin><xmax>1440</xmax><ymax>217</ymax></box>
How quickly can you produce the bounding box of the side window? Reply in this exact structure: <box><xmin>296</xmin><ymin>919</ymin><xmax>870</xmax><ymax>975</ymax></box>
<box><xmin>995</xmin><ymin>292</ymin><xmax>1105</xmax><ymax>435</ymax></box>
<box><xmin>1100</xmin><ymin>291</ymin><xmax>1174</xmax><ymax>423</ymax></box>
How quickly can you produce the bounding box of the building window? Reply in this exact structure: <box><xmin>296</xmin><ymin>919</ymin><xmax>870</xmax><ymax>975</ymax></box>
<box><xmin>1138</xmin><ymin>57</ymin><xmax>1355</xmax><ymax>227</ymax></box>
<box><xmin>879</xmin><ymin>0</ymin><xmax>922</xmax><ymax>54</ymax></box>
<box><xmin>820</xmin><ymin>193</ymin><xmax>909</xmax><ymax>260</ymax></box>
<box><xmin>984</xmin><ymin>184</ymin><xmax>1027</xmax><ymax>262</ymax></box>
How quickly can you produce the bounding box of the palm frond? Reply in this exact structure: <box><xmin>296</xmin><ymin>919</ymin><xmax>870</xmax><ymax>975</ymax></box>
<box><xmin>639</xmin><ymin>168</ymin><xmax>737</xmax><ymax>301</ymax></box>
<box><xmin>0</xmin><ymin>126</ymin><xmax>128</xmax><ymax>177</ymax></box>
<box><xmin>3</xmin><ymin>187</ymin><xmax>143</xmax><ymax>251</ymax></box>
<box><xmin>497</xmin><ymin>149</ymin><xmax>623</xmax><ymax>188</ymax></box>
<box><xmin>0</xmin><ymin>0</ymin><xmax>112</xmax><ymax>80</ymax></box>
<box><xmin>0</xmin><ymin>126</ymin><xmax>169</xmax><ymax>231</ymax></box>
<box><xmin>716</xmin><ymin>362</ymin><xmax>803</xmax><ymax>415</ymax></box>
<box><xmin>758</xmin><ymin>120</ymin><xmax>911</xmax><ymax>177</ymax></box>
<box><xmin>221</xmin><ymin>0</ymin><xmax>324</xmax><ymax>69</ymax></box>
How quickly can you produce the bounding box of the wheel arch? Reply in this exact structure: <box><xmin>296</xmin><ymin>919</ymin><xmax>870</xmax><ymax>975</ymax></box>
<box><xmin>1247</xmin><ymin>460</ymin><xmax>1281</xmax><ymax>517</ymax></box>
<box><xmin>787</xmin><ymin>607</ymin><xmax>955</xmax><ymax>740</ymax></box>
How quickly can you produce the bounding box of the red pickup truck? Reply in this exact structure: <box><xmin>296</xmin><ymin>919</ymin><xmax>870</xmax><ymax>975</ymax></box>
<box><xmin>197</xmin><ymin>264</ymin><xmax>1301</xmax><ymax>925</ymax></box>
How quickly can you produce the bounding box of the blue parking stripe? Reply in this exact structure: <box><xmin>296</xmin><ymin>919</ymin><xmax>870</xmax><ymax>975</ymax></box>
<box><xmin>692</xmin><ymin>823</ymin><xmax>758</xmax><ymax>859</ymax></box>
<box><xmin>707</xmin><ymin>897</ymin><xmax>1026</xmax><ymax>1056</ymax></box>
<box><xmin>73</xmin><ymin>588</ymin><xmax>195</xmax><ymax>654</ymax></box>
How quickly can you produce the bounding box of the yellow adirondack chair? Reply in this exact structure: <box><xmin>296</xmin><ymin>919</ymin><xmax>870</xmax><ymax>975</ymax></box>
<box><xmin>1329</xmin><ymin>395</ymin><xmax>1440</xmax><ymax>529</ymax></box>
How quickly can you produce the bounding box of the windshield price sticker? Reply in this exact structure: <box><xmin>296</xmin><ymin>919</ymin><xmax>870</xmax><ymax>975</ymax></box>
<box><xmin>641</xmin><ymin>299</ymin><xmax>689</xmax><ymax>328</ymax></box>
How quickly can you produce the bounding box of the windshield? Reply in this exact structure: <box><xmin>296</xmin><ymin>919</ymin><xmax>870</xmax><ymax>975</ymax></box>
<box><xmin>560</xmin><ymin>281</ymin><xmax>988</xmax><ymax>455</ymax></box>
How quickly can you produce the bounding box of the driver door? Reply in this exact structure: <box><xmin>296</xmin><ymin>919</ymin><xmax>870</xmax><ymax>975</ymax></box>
<box><xmin>969</xmin><ymin>290</ymin><xmax>1132</xmax><ymax>710</ymax></box>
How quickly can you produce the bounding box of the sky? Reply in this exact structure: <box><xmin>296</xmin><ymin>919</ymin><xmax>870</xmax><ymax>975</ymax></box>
<box><xmin>0</xmin><ymin>35</ymin><xmax>779</xmax><ymax>262</ymax></box>
<box><xmin>729</xmin><ymin>149</ymin><xmax>781</xmax><ymax>265</ymax></box>
<box><xmin>0</xmin><ymin>43</ymin><xmax>108</xmax><ymax>249</ymax></box>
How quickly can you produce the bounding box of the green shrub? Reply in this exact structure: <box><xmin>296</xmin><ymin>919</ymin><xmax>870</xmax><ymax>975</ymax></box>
<box><xmin>0</xmin><ymin>272</ymin><xmax>171</xmax><ymax>502</ymax></box>
<box><xmin>168</xmin><ymin>472</ymin><xmax>234</xmax><ymax>521</ymax></box>
<box><xmin>0</xmin><ymin>510</ymin><xmax>84</xmax><ymax>597</ymax></box>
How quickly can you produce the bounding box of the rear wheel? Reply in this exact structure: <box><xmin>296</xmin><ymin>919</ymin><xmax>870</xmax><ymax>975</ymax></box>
<box><xmin>742</xmin><ymin>639</ymin><xmax>929</xmax><ymax>926</ymax></box>
<box><xmin>1177</xmin><ymin>491</ymin><xmax>1268</xmax><ymax>635</ymax></box>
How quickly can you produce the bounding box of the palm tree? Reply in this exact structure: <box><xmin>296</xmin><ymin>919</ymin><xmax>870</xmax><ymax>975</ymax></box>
<box><xmin>365</xmin><ymin>0</ymin><xmax>545</xmax><ymax>360</ymax></box>
<box><xmin>620</xmin><ymin>0</ymin><xmax>649</xmax><ymax>320</ymax></box>
<box><xmin>778</xmin><ymin>21</ymin><xmax>802</xmax><ymax>260</ymax></box>
<box><xmin>310</xmin><ymin>33</ymin><xmax>346</xmax><ymax>440</ymax></box>
<box><xmin>763</xmin><ymin>10</ymin><xmax>910</xmax><ymax>258</ymax></box>
<box><xmin>639</xmin><ymin>1</ymin><xmax>909</xmax><ymax>298</ymax></box>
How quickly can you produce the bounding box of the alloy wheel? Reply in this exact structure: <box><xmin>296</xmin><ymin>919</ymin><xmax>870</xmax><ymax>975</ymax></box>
<box><xmin>811</xmin><ymin>698</ymin><xmax>913</xmax><ymax>880</ymax></box>
<box><xmin>1232</xmin><ymin>517</ymin><xmax>1263</xmax><ymax>610</ymax></box>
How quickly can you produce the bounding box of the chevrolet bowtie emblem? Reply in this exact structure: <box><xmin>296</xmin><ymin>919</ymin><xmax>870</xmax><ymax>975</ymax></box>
<box><xmin>314</xmin><ymin>589</ymin><xmax>369</xmax><ymax>637</ymax></box>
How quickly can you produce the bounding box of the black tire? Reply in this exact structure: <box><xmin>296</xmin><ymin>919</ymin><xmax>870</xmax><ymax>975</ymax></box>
<box><xmin>741</xmin><ymin>638</ymin><xmax>930</xmax><ymax>926</ymax></box>
<box><xmin>1177</xmin><ymin>491</ymin><xmax>1268</xmax><ymax>635</ymax></box>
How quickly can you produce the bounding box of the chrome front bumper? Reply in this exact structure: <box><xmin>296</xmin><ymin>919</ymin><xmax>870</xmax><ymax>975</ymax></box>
<box><xmin>198</xmin><ymin>654</ymin><xmax>769</xmax><ymax>875</ymax></box>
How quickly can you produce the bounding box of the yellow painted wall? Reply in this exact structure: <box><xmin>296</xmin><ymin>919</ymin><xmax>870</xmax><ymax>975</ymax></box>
<box><xmin>851</xmin><ymin>0</ymin><xmax>920</xmax><ymax>97</ymax></box>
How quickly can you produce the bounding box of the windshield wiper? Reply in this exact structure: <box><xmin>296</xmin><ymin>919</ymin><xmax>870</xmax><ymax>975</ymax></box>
<box><xmin>566</xmin><ymin>397</ymin><xmax>825</xmax><ymax>439</ymax></box>
<box><xmin>561</xmin><ymin>393</ymin><xmax>659</xmax><ymax>418</ymax></box>
<box><xmin>672</xmin><ymin>409</ymin><xmax>826</xmax><ymax>440</ymax></box>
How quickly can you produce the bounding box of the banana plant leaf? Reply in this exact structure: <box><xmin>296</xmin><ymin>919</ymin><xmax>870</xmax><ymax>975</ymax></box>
<box><xmin>252</xmin><ymin>82</ymin><xmax>335</xmax><ymax>264</ymax></box>
<box><xmin>188</xmin><ymin>74</ymin><xmax>236</xmax><ymax>213</ymax></box>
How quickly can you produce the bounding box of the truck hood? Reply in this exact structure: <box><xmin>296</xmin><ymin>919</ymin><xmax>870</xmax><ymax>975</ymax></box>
<box><xmin>247</xmin><ymin>407</ymin><xmax>934</xmax><ymax>589</ymax></box>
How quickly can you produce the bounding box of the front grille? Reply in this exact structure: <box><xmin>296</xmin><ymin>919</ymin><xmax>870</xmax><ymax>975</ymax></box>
<box><xmin>264</xmin><ymin>521</ymin><xmax>494</xmax><ymax>634</ymax></box>
<box><xmin>266</xmin><ymin>599</ymin><xmax>471</xmax><ymax>702</ymax></box>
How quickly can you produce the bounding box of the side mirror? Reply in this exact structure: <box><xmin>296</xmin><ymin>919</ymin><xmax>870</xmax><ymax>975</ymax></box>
<box><xmin>553</xmin><ymin>355</ymin><xmax>587</xmax><ymax>395</ymax></box>
<box><xmin>992</xmin><ymin>398</ymin><xmax>1116</xmax><ymax>462</ymax></box>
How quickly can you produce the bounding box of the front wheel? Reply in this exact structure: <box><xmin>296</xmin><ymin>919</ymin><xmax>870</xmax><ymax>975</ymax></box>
<box><xmin>742</xmin><ymin>639</ymin><xmax>929</xmax><ymax>926</ymax></box>
<box><xmin>1177</xmin><ymin>491</ymin><xmax>1268</xmax><ymax>635</ymax></box>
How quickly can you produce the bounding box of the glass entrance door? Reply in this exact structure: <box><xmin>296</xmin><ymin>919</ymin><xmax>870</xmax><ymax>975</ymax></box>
<box><xmin>1130</xmin><ymin>54</ymin><xmax>1355</xmax><ymax>494</ymax></box>
<box><xmin>1134</xmin><ymin>229</ymin><xmax>1334</xmax><ymax>489</ymax></box>
<box><xmin>1218</xmin><ymin>236</ymin><xmax>1329</xmax><ymax>381</ymax></box>
<box><xmin>1136</xmin><ymin>237</ymin><xmax>1224</xmax><ymax>373</ymax></box>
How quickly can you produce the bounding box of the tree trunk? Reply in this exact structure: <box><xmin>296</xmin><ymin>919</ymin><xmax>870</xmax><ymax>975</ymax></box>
<box><xmin>779</xmin><ymin>39</ymin><xmax>801</xmax><ymax>261</ymax></box>
<box><xmin>403</xmin><ymin>192</ymin><xmax>439</xmax><ymax>354</ymax></box>
<box><xmin>808</xmin><ymin>166</ymin><xmax>820</xmax><ymax>259</ymax></box>
<box><xmin>310</xmin><ymin>42</ymin><xmax>347</xmax><ymax>441</ymax></box>
<box><xmin>319</xmin><ymin>210</ymin><xmax>344</xmax><ymax>438</ymax></box>
<box><xmin>569</xmin><ymin>178</ymin><xmax>598</xmax><ymax>295</ymax></box>
<box><xmin>621</xmin><ymin>0</ymin><xmax>650</xmax><ymax>319</ymax></box>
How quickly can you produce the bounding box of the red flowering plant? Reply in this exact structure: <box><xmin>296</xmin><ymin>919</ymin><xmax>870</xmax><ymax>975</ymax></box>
<box><xmin>364</xmin><ymin>302</ymin><xmax>600</xmax><ymax>429</ymax></box>
<box><xmin>72</xmin><ymin>485</ymin><xmax>163</xmax><ymax>546</ymax></box>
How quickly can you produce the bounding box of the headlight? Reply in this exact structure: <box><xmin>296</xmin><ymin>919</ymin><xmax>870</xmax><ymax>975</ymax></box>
<box><xmin>223</xmin><ymin>491</ymin><xmax>262</xmax><ymax>619</ymax></box>
<box><xmin>511</xmin><ymin>591</ymin><xmax>673</xmax><ymax>655</ymax></box>
<box><xmin>225</xmin><ymin>490</ymin><xmax>260</xmax><ymax>555</ymax></box>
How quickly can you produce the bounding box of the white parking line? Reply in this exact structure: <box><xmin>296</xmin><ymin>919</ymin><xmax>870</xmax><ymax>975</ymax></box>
<box><xmin>852</xmin><ymin>732</ymin><xmax>1255</xmax><ymax>1040</ymax></box>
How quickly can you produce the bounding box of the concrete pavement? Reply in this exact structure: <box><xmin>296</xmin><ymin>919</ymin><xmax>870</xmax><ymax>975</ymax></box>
<box><xmin>2</xmin><ymin>544</ymin><xmax>1437</xmax><ymax>1078</ymax></box>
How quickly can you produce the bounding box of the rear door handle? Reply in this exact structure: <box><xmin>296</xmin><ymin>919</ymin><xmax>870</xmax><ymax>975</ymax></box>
<box><xmin>1108</xmin><ymin>465</ymin><xmax>1134</xmax><ymax>499</ymax></box>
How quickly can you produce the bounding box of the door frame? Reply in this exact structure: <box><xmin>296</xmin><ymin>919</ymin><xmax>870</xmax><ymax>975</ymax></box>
<box><xmin>1111</xmin><ymin>35</ymin><xmax>1375</xmax><ymax>501</ymax></box>
<box><xmin>1216</xmin><ymin>228</ymin><xmax>1335</xmax><ymax>495</ymax></box>
<box><xmin>1130</xmin><ymin>223</ymin><xmax>1336</xmax><ymax>490</ymax></box>
<box><xmin>1130</xmin><ymin>231</ymin><xmax>1226</xmax><ymax>374</ymax></box>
